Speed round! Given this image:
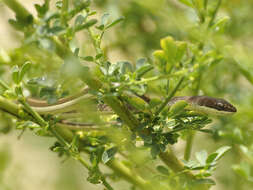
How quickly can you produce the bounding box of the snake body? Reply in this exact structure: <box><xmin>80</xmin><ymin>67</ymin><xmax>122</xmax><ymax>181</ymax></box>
<box><xmin>27</xmin><ymin>94</ymin><xmax>237</xmax><ymax>116</ymax></box>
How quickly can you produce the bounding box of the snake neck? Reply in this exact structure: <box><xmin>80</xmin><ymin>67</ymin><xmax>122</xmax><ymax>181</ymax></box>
<box><xmin>168</xmin><ymin>96</ymin><xmax>191</xmax><ymax>106</ymax></box>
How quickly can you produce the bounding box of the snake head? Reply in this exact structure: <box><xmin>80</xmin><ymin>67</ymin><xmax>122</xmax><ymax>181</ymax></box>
<box><xmin>188</xmin><ymin>96</ymin><xmax>237</xmax><ymax>115</ymax></box>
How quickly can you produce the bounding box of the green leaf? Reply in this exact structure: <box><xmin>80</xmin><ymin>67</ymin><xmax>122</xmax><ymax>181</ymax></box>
<box><xmin>101</xmin><ymin>13</ymin><xmax>110</xmax><ymax>26</ymax></box>
<box><xmin>39</xmin><ymin>87</ymin><xmax>58</xmax><ymax>104</ymax></box>
<box><xmin>47</xmin><ymin>96</ymin><xmax>58</xmax><ymax>104</ymax></box>
<box><xmin>87</xmin><ymin>168</ymin><xmax>102</xmax><ymax>184</ymax></box>
<box><xmin>12</xmin><ymin>65</ymin><xmax>19</xmax><ymax>84</ymax></box>
<box><xmin>96</xmin><ymin>13</ymin><xmax>110</xmax><ymax>30</ymax></box>
<box><xmin>105</xmin><ymin>16</ymin><xmax>125</xmax><ymax>29</ymax></box>
<box><xmin>90</xmin><ymin>152</ymin><xmax>99</xmax><ymax>167</ymax></box>
<box><xmin>81</xmin><ymin>56</ymin><xmax>94</xmax><ymax>62</ymax></box>
<box><xmin>212</xmin><ymin>16</ymin><xmax>230</xmax><ymax>33</ymax></box>
<box><xmin>15</xmin><ymin>86</ymin><xmax>23</xmax><ymax>96</ymax></box>
<box><xmin>206</xmin><ymin>153</ymin><xmax>219</xmax><ymax>164</ymax></box>
<box><xmin>149</xmin><ymin>98</ymin><xmax>162</xmax><ymax>109</ymax></box>
<box><xmin>214</xmin><ymin>146</ymin><xmax>231</xmax><ymax>161</ymax></box>
<box><xmin>34</xmin><ymin>1</ymin><xmax>49</xmax><ymax>18</ymax></box>
<box><xmin>194</xmin><ymin>178</ymin><xmax>216</xmax><ymax>185</ymax></box>
<box><xmin>175</xmin><ymin>41</ymin><xmax>187</xmax><ymax>62</ymax></box>
<box><xmin>156</xmin><ymin>165</ymin><xmax>170</xmax><ymax>176</ymax></box>
<box><xmin>160</xmin><ymin>36</ymin><xmax>177</xmax><ymax>63</ymax></box>
<box><xmin>55</xmin><ymin>1</ymin><xmax>62</xmax><ymax>9</ymax></box>
<box><xmin>117</xmin><ymin>61</ymin><xmax>133</xmax><ymax>74</ymax></box>
<box><xmin>183</xmin><ymin>160</ymin><xmax>200</xmax><ymax>169</ymax></box>
<box><xmin>8</xmin><ymin>19</ymin><xmax>24</xmax><ymax>31</ymax></box>
<box><xmin>95</xmin><ymin>53</ymin><xmax>103</xmax><ymax>60</ymax></box>
<box><xmin>3</xmin><ymin>89</ymin><xmax>17</xmax><ymax>99</ymax></box>
<box><xmin>75</xmin><ymin>15</ymin><xmax>86</xmax><ymax>26</ymax></box>
<box><xmin>151</xmin><ymin>144</ymin><xmax>160</xmax><ymax>158</ymax></box>
<box><xmin>102</xmin><ymin>147</ymin><xmax>117</xmax><ymax>164</ymax></box>
<box><xmin>153</xmin><ymin>50</ymin><xmax>166</xmax><ymax>61</ymax></box>
<box><xmin>136</xmin><ymin>58</ymin><xmax>148</xmax><ymax>67</ymax></box>
<box><xmin>136</xmin><ymin>65</ymin><xmax>154</xmax><ymax>78</ymax></box>
<box><xmin>16</xmin><ymin>121</ymin><xmax>40</xmax><ymax>130</ymax></box>
<box><xmin>75</xmin><ymin>19</ymin><xmax>98</xmax><ymax>31</ymax></box>
<box><xmin>127</xmin><ymin>96</ymin><xmax>149</xmax><ymax>112</ymax></box>
<box><xmin>108</xmin><ymin>63</ymin><xmax>120</xmax><ymax>75</ymax></box>
<box><xmin>206</xmin><ymin>146</ymin><xmax>231</xmax><ymax>164</ymax></box>
<box><xmin>195</xmin><ymin>150</ymin><xmax>208</xmax><ymax>166</ymax></box>
<box><xmin>169</xmin><ymin>100</ymin><xmax>188</xmax><ymax>117</ymax></box>
<box><xmin>153</xmin><ymin>50</ymin><xmax>168</xmax><ymax>73</ymax></box>
<box><xmin>19</xmin><ymin>61</ymin><xmax>31</xmax><ymax>83</ymax></box>
<box><xmin>48</xmin><ymin>26</ymin><xmax>65</xmax><ymax>35</ymax></box>
<box><xmin>178</xmin><ymin>0</ymin><xmax>194</xmax><ymax>7</ymax></box>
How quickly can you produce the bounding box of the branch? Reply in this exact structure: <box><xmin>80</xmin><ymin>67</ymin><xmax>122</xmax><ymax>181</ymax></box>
<box><xmin>159</xmin><ymin>148</ymin><xmax>195</xmax><ymax>179</ymax></box>
<box><xmin>0</xmin><ymin>95</ymin><xmax>149</xmax><ymax>190</ymax></box>
<box><xmin>159</xmin><ymin>148</ymin><xmax>209</xmax><ymax>190</ymax></box>
<box><xmin>2</xmin><ymin>2</ymin><xmax>208</xmax><ymax>189</ymax></box>
<box><xmin>184</xmin><ymin>130</ymin><xmax>195</xmax><ymax>161</ymax></box>
<box><xmin>0</xmin><ymin>96</ymin><xmax>19</xmax><ymax>117</ymax></box>
<box><xmin>107</xmin><ymin>160</ymin><xmax>152</xmax><ymax>190</ymax></box>
<box><xmin>2</xmin><ymin>0</ymin><xmax>33</xmax><ymax>23</ymax></box>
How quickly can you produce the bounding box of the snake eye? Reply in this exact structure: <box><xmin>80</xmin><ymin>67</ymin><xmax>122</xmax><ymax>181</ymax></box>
<box><xmin>216</xmin><ymin>100</ymin><xmax>237</xmax><ymax>112</ymax></box>
<box><xmin>217</xmin><ymin>102</ymin><xmax>223</xmax><ymax>108</ymax></box>
<box><xmin>214</xmin><ymin>102</ymin><xmax>225</xmax><ymax>111</ymax></box>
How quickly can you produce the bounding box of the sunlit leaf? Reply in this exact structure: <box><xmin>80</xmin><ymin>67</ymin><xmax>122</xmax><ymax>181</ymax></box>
<box><xmin>102</xmin><ymin>147</ymin><xmax>117</xmax><ymax>164</ymax></box>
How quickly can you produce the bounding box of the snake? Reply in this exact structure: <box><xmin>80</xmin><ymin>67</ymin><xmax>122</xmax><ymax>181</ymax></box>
<box><xmin>27</xmin><ymin>91</ymin><xmax>237</xmax><ymax>116</ymax></box>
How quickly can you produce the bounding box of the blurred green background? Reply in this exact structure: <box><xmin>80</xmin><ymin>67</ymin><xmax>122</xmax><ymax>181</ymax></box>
<box><xmin>1</xmin><ymin>0</ymin><xmax>253</xmax><ymax>190</ymax></box>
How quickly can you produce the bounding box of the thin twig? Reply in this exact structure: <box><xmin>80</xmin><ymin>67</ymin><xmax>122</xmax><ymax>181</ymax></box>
<box><xmin>155</xmin><ymin>76</ymin><xmax>185</xmax><ymax>116</ymax></box>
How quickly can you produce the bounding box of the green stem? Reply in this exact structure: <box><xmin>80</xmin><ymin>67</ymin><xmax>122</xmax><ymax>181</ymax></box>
<box><xmin>130</xmin><ymin>74</ymin><xmax>174</xmax><ymax>85</ymax></box>
<box><xmin>204</xmin><ymin>0</ymin><xmax>208</xmax><ymax>10</ymax></box>
<box><xmin>0</xmin><ymin>79</ymin><xmax>10</xmax><ymax>90</ymax></box>
<box><xmin>62</xmin><ymin>0</ymin><xmax>69</xmax><ymax>12</ymax></box>
<box><xmin>159</xmin><ymin>148</ymin><xmax>195</xmax><ymax>179</ymax></box>
<box><xmin>0</xmin><ymin>96</ymin><xmax>19</xmax><ymax>117</ymax></box>
<box><xmin>184</xmin><ymin>73</ymin><xmax>201</xmax><ymax>161</ymax></box>
<box><xmin>155</xmin><ymin>76</ymin><xmax>185</xmax><ymax>116</ymax></box>
<box><xmin>88</xmin><ymin>28</ymin><xmax>100</xmax><ymax>54</ymax></box>
<box><xmin>101</xmin><ymin>176</ymin><xmax>114</xmax><ymax>190</ymax></box>
<box><xmin>49</xmin><ymin>125</ymin><xmax>71</xmax><ymax>148</ymax></box>
<box><xmin>61</xmin><ymin>0</ymin><xmax>68</xmax><ymax>26</ymax></box>
<box><xmin>2</xmin><ymin>0</ymin><xmax>32</xmax><ymax>22</ymax></box>
<box><xmin>75</xmin><ymin>155</ymin><xmax>90</xmax><ymax>169</ymax></box>
<box><xmin>107</xmin><ymin>160</ymin><xmax>151</xmax><ymax>190</ymax></box>
<box><xmin>159</xmin><ymin>149</ymin><xmax>209</xmax><ymax>190</ymax></box>
<box><xmin>67</xmin><ymin>0</ymin><xmax>90</xmax><ymax>20</ymax></box>
<box><xmin>184</xmin><ymin>130</ymin><xmax>196</xmax><ymax>161</ymax></box>
<box><xmin>87</xmin><ymin>28</ymin><xmax>105</xmax><ymax>64</ymax></box>
<box><xmin>208</xmin><ymin>0</ymin><xmax>222</xmax><ymax>27</ymax></box>
<box><xmin>103</xmin><ymin>96</ymin><xmax>139</xmax><ymax>131</ymax></box>
<box><xmin>19</xmin><ymin>98</ymin><xmax>47</xmax><ymax>127</ymax></box>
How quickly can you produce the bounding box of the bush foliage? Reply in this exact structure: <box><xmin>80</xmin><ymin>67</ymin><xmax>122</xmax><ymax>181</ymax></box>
<box><xmin>0</xmin><ymin>0</ymin><xmax>253</xmax><ymax>190</ymax></box>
